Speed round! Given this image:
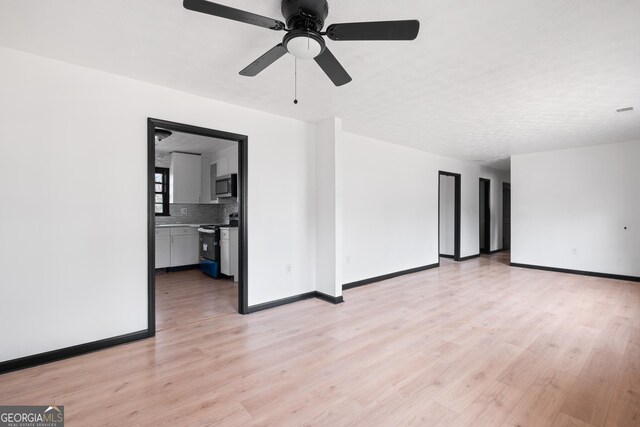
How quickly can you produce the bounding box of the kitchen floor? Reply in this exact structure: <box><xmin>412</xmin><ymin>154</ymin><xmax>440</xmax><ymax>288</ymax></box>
<box><xmin>155</xmin><ymin>269</ymin><xmax>237</xmax><ymax>331</ymax></box>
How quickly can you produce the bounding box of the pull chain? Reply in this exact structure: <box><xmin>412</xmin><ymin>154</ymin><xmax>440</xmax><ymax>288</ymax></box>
<box><xmin>293</xmin><ymin>57</ymin><xmax>298</xmax><ymax>104</ymax></box>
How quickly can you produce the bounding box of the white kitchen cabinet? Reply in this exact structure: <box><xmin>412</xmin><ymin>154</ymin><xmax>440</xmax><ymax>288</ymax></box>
<box><xmin>170</xmin><ymin>234</ymin><xmax>200</xmax><ymax>267</ymax></box>
<box><xmin>201</xmin><ymin>159</ymin><xmax>228</xmax><ymax>204</ymax></box>
<box><xmin>199</xmin><ymin>148</ymin><xmax>238</xmax><ymax>204</ymax></box>
<box><xmin>215</xmin><ymin>155</ymin><xmax>238</xmax><ymax>177</ymax></box>
<box><xmin>216</xmin><ymin>157</ymin><xmax>229</xmax><ymax>177</ymax></box>
<box><xmin>170</xmin><ymin>152</ymin><xmax>201</xmax><ymax>203</ymax></box>
<box><xmin>155</xmin><ymin>226</ymin><xmax>200</xmax><ymax>268</ymax></box>
<box><xmin>155</xmin><ymin>229</ymin><xmax>171</xmax><ymax>269</ymax></box>
<box><xmin>228</xmin><ymin>154</ymin><xmax>238</xmax><ymax>175</ymax></box>
<box><xmin>201</xmin><ymin>158</ymin><xmax>214</xmax><ymax>204</ymax></box>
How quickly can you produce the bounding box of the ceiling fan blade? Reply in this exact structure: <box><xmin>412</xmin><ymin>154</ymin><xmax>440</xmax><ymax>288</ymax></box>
<box><xmin>314</xmin><ymin>47</ymin><xmax>352</xmax><ymax>87</ymax></box>
<box><xmin>183</xmin><ymin>0</ymin><xmax>286</xmax><ymax>31</ymax></box>
<box><xmin>239</xmin><ymin>44</ymin><xmax>288</xmax><ymax>77</ymax></box>
<box><xmin>326</xmin><ymin>20</ymin><xmax>420</xmax><ymax>41</ymax></box>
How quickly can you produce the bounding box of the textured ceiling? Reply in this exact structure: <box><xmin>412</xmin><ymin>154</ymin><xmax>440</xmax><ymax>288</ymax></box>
<box><xmin>1</xmin><ymin>0</ymin><xmax>639</xmax><ymax>170</ymax></box>
<box><xmin>155</xmin><ymin>130</ymin><xmax>236</xmax><ymax>155</ymax></box>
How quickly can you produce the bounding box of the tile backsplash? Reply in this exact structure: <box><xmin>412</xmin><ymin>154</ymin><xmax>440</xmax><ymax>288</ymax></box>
<box><xmin>155</xmin><ymin>203</ymin><xmax>238</xmax><ymax>225</ymax></box>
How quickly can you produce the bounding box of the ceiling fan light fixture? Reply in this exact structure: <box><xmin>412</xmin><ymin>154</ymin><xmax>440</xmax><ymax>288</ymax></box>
<box><xmin>285</xmin><ymin>33</ymin><xmax>324</xmax><ymax>60</ymax></box>
<box><xmin>155</xmin><ymin>129</ymin><xmax>173</xmax><ymax>143</ymax></box>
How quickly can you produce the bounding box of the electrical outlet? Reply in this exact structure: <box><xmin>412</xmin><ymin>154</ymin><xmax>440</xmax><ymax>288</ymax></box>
<box><xmin>181</xmin><ymin>208</ymin><xmax>188</xmax><ymax>214</ymax></box>
<box><xmin>346</xmin><ymin>256</ymin><xmax>351</xmax><ymax>264</ymax></box>
<box><xmin>572</xmin><ymin>248</ymin><xmax>577</xmax><ymax>255</ymax></box>
<box><xmin>286</xmin><ymin>264</ymin><xmax>292</xmax><ymax>274</ymax></box>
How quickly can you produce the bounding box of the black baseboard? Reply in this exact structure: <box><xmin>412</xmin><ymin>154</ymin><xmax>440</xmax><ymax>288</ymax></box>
<box><xmin>315</xmin><ymin>291</ymin><xmax>344</xmax><ymax>305</ymax></box>
<box><xmin>489</xmin><ymin>248</ymin><xmax>507</xmax><ymax>254</ymax></box>
<box><xmin>510</xmin><ymin>263</ymin><xmax>640</xmax><ymax>282</ymax></box>
<box><xmin>439</xmin><ymin>254</ymin><xmax>455</xmax><ymax>259</ymax></box>
<box><xmin>247</xmin><ymin>290</ymin><xmax>347</xmax><ymax>313</ymax></box>
<box><xmin>458</xmin><ymin>253</ymin><xmax>481</xmax><ymax>261</ymax></box>
<box><xmin>247</xmin><ymin>292</ymin><xmax>317</xmax><ymax>313</ymax></box>
<box><xmin>165</xmin><ymin>264</ymin><xmax>200</xmax><ymax>273</ymax></box>
<box><xmin>343</xmin><ymin>263</ymin><xmax>440</xmax><ymax>290</ymax></box>
<box><xmin>0</xmin><ymin>330</ymin><xmax>149</xmax><ymax>375</ymax></box>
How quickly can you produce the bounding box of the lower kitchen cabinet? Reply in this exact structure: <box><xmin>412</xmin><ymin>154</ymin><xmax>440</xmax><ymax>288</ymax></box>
<box><xmin>155</xmin><ymin>226</ymin><xmax>200</xmax><ymax>268</ymax></box>
<box><xmin>170</xmin><ymin>234</ymin><xmax>199</xmax><ymax>267</ymax></box>
<box><xmin>155</xmin><ymin>235</ymin><xmax>171</xmax><ymax>269</ymax></box>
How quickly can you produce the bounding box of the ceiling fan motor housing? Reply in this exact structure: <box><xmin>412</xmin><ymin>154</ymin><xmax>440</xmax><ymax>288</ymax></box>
<box><xmin>281</xmin><ymin>0</ymin><xmax>329</xmax><ymax>31</ymax></box>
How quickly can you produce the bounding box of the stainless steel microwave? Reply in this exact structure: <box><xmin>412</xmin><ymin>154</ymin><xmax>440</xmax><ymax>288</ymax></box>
<box><xmin>214</xmin><ymin>174</ymin><xmax>237</xmax><ymax>198</ymax></box>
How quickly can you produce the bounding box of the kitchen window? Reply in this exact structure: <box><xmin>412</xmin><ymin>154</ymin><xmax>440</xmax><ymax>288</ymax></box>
<box><xmin>154</xmin><ymin>167</ymin><xmax>170</xmax><ymax>216</ymax></box>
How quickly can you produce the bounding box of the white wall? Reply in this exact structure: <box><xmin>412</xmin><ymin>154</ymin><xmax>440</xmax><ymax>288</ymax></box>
<box><xmin>315</xmin><ymin>119</ymin><xmax>343</xmax><ymax>298</ymax></box>
<box><xmin>512</xmin><ymin>141</ymin><xmax>640</xmax><ymax>277</ymax></box>
<box><xmin>0</xmin><ymin>47</ymin><xmax>316</xmax><ymax>362</ymax></box>
<box><xmin>439</xmin><ymin>175</ymin><xmax>455</xmax><ymax>256</ymax></box>
<box><xmin>341</xmin><ymin>132</ymin><xmax>509</xmax><ymax>284</ymax></box>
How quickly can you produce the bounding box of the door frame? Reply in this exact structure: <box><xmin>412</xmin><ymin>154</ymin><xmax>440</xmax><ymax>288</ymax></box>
<box><xmin>147</xmin><ymin>118</ymin><xmax>249</xmax><ymax>336</ymax></box>
<box><xmin>438</xmin><ymin>171</ymin><xmax>461</xmax><ymax>261</ymax></box>
<box><xmin>502</xmin><ymin>182</ymin><xmax>511</xmax><ymax>251</ymax></box>
<box><xmin>479</xmin><ymin>178</ymin><xmax>491</xmax><ymax>254</ymax></box>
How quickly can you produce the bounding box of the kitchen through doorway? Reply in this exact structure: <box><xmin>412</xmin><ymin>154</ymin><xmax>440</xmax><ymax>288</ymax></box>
<box><xmin>147</xmin><ymin>119</ymin><xmax>248</xmax><ymax>336</ymax></box>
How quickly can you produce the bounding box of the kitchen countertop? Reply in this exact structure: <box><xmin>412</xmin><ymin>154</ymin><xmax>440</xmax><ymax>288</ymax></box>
<box><xmin>155</xmin><ymin>223</ymin><xmax>236</xmax><ymax>228</ymax></box>
<box><xmin>155</xmin><ymin>224</ymin><xmax>205</xmax><ymax>228</ymax></box>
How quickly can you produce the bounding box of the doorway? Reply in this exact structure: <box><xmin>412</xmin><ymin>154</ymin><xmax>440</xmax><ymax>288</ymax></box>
<box><xmin>503</xmin><ymin>182</ymin><xmax>511</xmax><ymax>250</ymax></box>
<box><xmin>479</xmin><ymin>178</ymin><xmax>491</xmax><ymax>254</ymax></box>
<box><xmin>147</xmin><ymin>118</ymin><xmax>249</xmax><ymax>337</ymax></box>
<box><xmin>438</xmin><ymin>171</ymin><xmax>461</xmax><ymax>261</ymax></box>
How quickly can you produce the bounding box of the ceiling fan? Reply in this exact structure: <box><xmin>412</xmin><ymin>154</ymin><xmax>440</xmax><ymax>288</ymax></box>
<box><xmin>183</xmin><ymin>0</ymin><xmax>420</xmax><ymax>86</ymax></box>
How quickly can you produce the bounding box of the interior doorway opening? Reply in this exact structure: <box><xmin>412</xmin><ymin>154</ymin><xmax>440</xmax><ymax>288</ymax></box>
<box><xmin>503</xmin><ymin>182</ymin><xmax>511</xmax><ymax>251</ymax></box>
<box><xmin>438</xmin><ymin>171</ymin><xmax>461</xmax><ymax>261</ymax></box>
<box><xmin>479</xmin><ymin>178</ymin><xmax>491</xmax><ymax>254</ymax></box>
<box><xmin>147</xmin><ymin>118</ymin><xmax>248</xmax><ymax>337</ymax></box>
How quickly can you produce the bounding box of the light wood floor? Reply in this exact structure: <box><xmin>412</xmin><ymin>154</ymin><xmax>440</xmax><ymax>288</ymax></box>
<box><xmin>1</xmin><ymin>253</ymin><xmax>640</xmax><ymax>426</ymax></box>
<box><xmin>155</xmin><ymin>269</ymin><xmax>237</xmax><ymax>331</ymax></box>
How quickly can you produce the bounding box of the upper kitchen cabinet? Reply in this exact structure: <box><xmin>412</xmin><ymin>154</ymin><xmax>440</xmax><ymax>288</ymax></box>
<box><xmin>200</xmin><ymin>147</ymin><xmax>239</xmax><ymax>204</ymax></box>
<box><xmin>216</xmin><ymin>156</ymin><xmax>229</xmax><ymax>177</ymax></box>
<box><xmin>170</xmin><ymin>152</ymin><xmax>201</xmax><ymax>204</ymax></box>
<box><xmin>227</xmin><ymin>153</ymin><xmax>238</xmax><ymax>175</ymax></box>
<box><xmin>214</xmin><ymin>149</ymin><xmax>238</xmax><ymax>178</ymax></box>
